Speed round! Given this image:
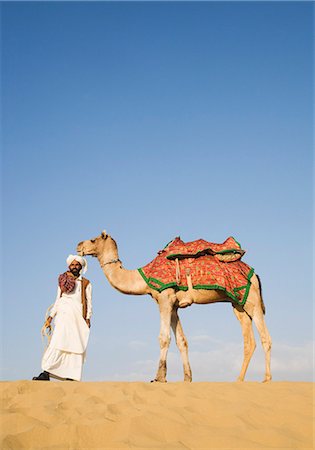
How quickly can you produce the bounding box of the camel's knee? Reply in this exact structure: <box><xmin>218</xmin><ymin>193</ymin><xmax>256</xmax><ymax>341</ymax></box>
<box><xmin>159</xmin><ymin>334</ymin><xmax>171</xmax><ymax>349</ymax></box>
<box><xmin>244</xmin><ymin>340</ymin><xmax>256</xmax><ymax>357</ymax></box>
<box><xmin>257</xmin><ymin>329</ymin><xmax>272</xmax><ymax>352</ymax></box>
<box><xmin>262</xmin><ymin>338</ymin><xmax>272</xmax><ymax>352</ymax></box>
<box><xmin>176</xmin><ymin>336</ymin><xmax>188</xmax><ymax>352</ymax></box>
<box><xmin>253</xmin><ymin>315</ymin><xmax>272</xmax><ymax>348</ymax></box>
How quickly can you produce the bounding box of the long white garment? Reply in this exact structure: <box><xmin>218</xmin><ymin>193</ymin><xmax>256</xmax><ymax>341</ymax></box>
<box><xmin>42</xmin><ymin>277</ymin><xmax>92</xmax><ymax>381</ymax></box>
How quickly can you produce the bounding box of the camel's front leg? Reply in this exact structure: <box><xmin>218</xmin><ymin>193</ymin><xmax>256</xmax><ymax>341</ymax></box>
<box><xmin>171</xmin><ymin>309</ymin><xmax>192</xmax><ymax>382</ymax></box>
<box><xmin>153</xmin><ymin>294</ymin><xmax>174</xmax><ymax>383</ymax></box>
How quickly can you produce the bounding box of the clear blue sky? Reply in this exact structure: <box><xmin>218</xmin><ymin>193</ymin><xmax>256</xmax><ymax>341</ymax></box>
<box><xmin>1</xmin><ymin>1</ymin><xmax>313</xmax><ymax>382</ymax></box>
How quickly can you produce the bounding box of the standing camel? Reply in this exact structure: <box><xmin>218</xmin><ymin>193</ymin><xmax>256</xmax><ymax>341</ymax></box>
<box><xmin>77</xmin><ymin>231</ymin><xmax>272</xmax><ymax>382</ymax></box>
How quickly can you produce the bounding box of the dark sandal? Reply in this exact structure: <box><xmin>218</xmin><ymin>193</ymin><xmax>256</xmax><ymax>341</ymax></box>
<box><xmin>32</xmin><ymin>371</ymin><xmax>50</xmax><ymax>381</ymax></box>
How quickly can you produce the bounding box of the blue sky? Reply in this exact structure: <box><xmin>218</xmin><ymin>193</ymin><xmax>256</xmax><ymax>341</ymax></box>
<box><xmin>1</xmin><ymin>1</ymin><xmax>313</xmax><ymax>382</ymax></box>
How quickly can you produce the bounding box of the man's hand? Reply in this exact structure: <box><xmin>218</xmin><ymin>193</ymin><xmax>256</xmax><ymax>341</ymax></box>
<box><xmin>86</xmin><ymin>319</ymin><xmax>91</xmax><ymax>328</ymax></box>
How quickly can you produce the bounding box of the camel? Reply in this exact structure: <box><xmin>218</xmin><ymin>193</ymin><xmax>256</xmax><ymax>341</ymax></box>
<box><xmin>77</xmin><ymin>231</ymin><xmax>272</xmax><ymax>382</ymax></box>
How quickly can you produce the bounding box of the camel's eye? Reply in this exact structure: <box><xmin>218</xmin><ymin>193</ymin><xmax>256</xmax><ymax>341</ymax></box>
<box><xmin>90</xmin><ymin>239</ymin><xmax>96</xmax><ymax>243</ymax></box>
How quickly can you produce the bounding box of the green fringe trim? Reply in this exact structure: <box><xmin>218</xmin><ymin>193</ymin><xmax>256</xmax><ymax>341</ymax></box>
<box><xmin>231</xmin><ymin>236</ymin><xmax>242</xmax><ymax>248</ymax></box>
<box><xmin>166</xmin><ymin>248</ymin><xmax>243</xmax><ymax>260</ymax></box>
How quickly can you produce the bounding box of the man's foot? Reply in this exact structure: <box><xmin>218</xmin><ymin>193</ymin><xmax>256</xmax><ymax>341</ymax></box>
<box><xmin>32</xmin><ymin>371</ymin><xmax>50</xmax><ymax>381</ymax></box>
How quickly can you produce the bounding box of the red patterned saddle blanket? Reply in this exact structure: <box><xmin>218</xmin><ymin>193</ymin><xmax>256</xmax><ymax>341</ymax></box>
<box><xmin>138</xmin><ymin>237</ymin><xmax>254</xmax><ymax>305</ymax></box>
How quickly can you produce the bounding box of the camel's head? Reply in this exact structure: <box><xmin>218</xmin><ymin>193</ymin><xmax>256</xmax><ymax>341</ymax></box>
<box><xmin>77</xmin><ymin>230</ymin><xmax>117</xmax><ymax>258</ymax></box>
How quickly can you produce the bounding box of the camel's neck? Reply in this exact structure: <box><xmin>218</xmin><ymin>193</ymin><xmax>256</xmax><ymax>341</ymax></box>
<box><xmin>97</xmin><ymin>250</ymin><xmax>148</xmax><ymax>295</ymax></box>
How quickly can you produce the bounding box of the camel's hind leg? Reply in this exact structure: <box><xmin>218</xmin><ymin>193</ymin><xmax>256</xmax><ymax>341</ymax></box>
<box><xmin>244</xmin><ymin>275</ymin><xmax>272</xmax><ymax>382</ymax></box>
<box><xmin>252</xmin><ymin>310</ymin><xmax>272</xmax><ymax>382</ymax></box>
<box><xmin>171</xmin><ymin>309</ymin><xmax>192</xmax><ymax>382</ymax></box>
<box><xmin>233</xmin><ymin>304</ymin><xmax>256</xmax><ymax>381</ymax></box>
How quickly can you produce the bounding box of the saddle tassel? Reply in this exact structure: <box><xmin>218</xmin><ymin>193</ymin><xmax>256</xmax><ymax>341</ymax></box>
<box><xmin>178</xmin><ymin>268</ymin><xmax>195</xmax><ymax>308</ymax></box>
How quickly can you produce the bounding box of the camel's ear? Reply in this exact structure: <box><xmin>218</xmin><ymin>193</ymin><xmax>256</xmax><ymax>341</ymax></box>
<box><xmin>101</xmin><ymin>230</ymin><xmax>107</xmax><ymax>239</ymax></box>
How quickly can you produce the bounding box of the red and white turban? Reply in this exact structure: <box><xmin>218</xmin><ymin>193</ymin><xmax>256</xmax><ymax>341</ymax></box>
<box><xmin>66</xmin><ymin>254</ymin><xmax>88</xmax><ymax>274</ymax></box>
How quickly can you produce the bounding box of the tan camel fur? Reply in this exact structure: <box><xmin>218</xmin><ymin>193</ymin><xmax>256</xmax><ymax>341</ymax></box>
<box><xmin>77</xmin><ymin>231</ymin><xmax>272</xmax><ymax>383</ymax></box>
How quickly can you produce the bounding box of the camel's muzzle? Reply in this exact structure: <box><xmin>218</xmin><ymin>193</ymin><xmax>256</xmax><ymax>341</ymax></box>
<box><xmin>77</xmin><ymin>241</ymin><xmax>97</xmax><ymax>257</ymax></box>
<box><xmin>76</xmin><ymin>242</ymin><xmax>84</xmax><ymax>256</ymax></box>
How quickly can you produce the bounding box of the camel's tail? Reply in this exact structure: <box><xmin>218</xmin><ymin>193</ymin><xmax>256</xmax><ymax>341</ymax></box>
<box><xmin>256</xmin><ymin>274</ymin><xmax>266</xmax><ymax>315</ymax></box>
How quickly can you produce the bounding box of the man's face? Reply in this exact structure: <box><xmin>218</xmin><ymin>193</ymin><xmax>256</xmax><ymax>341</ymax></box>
<box><xmin>69</xmin><ymin>260</ymin><xmax>82</xmax><ymax>277</ymax></box>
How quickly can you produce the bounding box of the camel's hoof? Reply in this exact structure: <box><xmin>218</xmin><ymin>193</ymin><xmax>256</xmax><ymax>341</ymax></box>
<box><xmin>150</xmin><ymin>379</ymin><xmax>167</xmax><ymax>383</ymax></box>
<box><xmin>262</xmin><ymin>377</ymin><xmax>272</xmax><ymax>383</ymax></box>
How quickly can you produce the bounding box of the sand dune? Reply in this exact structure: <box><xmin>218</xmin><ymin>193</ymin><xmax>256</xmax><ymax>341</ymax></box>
<box><xmin>1</xmin><ymin>381</ymin><xmax>313</xmax><ymax>449</ymax></box>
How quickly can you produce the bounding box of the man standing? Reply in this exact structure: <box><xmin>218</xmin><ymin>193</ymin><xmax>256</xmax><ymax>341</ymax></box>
<box><xmin>33</xmin><ymin>255</ymin><xmax>92</xmax><ymax>381</ymax></box>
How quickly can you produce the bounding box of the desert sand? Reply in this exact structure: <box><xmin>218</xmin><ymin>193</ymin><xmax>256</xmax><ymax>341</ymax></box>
<box><xmin>1</xmin><ymin>381</ymin><xmax>313</xmax><ymax>449</ymax></box>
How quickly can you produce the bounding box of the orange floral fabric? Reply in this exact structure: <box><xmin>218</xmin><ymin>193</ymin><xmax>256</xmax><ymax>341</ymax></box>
<box><xmin>138</xmin><ymin>237</ymin><xmax>254</xmax><ymax>305</ymax></box>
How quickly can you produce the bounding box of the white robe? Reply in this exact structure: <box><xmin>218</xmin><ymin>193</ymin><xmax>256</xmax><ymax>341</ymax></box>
<box><xmin>42</xmin><ymin>277</ymin><xmax>92</xmax><ymax>381</ymax></box>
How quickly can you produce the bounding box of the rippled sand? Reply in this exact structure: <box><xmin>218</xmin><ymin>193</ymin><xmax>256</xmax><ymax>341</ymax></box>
<box><xmin>1</xmin><ymin>381</ymin><xmax>313</xmax><ymax>449</ymax></box>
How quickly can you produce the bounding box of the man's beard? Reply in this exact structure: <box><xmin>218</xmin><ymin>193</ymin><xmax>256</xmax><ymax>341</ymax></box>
<box><xmin>70</xmin><ymin>268</ymin><xmax>80</xmax><ymax>277</ymax></box>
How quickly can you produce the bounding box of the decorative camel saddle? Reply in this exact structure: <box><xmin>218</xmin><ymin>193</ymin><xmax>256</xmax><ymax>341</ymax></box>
<box><xmin>138</xmin><ymin>237</ymin><xmax>254</xmax><ymax>306</ymax></box>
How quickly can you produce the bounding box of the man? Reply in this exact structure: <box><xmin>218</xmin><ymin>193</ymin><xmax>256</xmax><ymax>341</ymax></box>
<box><xmin>33</xmin><ymin>255</ymin><xmax>92</xmax><ymax>381</ymax></box>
